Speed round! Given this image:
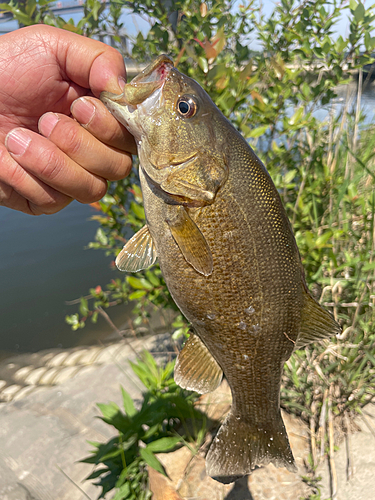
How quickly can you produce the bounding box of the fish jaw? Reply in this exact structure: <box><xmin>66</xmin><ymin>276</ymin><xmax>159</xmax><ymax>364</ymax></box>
<box><xmin>100</xmin><ymin>87</ymin><xmax>164</xmax><ymax>143</ymax></box>
<box><xmin>100</xmin><ymin>55</ymin><xmax>174</xmax><ymax>143</ymax></box>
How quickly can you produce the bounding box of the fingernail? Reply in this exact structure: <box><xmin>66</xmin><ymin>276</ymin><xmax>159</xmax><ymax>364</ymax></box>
<box><xmin>6</xmin><ymin>129</ymin><xmax>31</xmax><ymax>156</ymax></box>
<box><xmin>118</xmin><ymin>76</ymin><xmax>126</xmax><ymax>91</ymax></box>
<box><xmin>39</xmin><ymin>112</ymin><xmax>59</xmax><ymax>138</ymax></box>
<box><xmin>71</xmin><ymin>98</ymin><xmax>96</xmax><ymax>126</ymax></box>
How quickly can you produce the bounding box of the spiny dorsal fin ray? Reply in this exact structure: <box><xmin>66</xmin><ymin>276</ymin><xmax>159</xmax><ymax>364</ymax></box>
<box><xmin>115</xmin><ymin>225</ymin><xmax>157</xmax><ymax>272</ymax></box>
<box><xmin>174</xmin><ymin>332</ymin><xmax>223</xmax><ymax>394</ymax></box>
<box><xmin>166</xmin><ymin>206</ymin><xmax>213</xmax><ymax>276</ymax></box>
<box><xmin>295</xmin><ymin>288</ymin><xmax>342</xmax><ymax>350</ymax></box>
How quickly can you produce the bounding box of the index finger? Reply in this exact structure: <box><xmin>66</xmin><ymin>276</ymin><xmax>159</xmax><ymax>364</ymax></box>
<box><xmin>70</xmin><ymin>97</ymin><xmax>137</xmax><ymax>154</ymax></box>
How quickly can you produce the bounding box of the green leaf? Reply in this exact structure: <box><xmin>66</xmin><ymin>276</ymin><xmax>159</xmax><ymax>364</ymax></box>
<box><xmin>127</xmin><ymin>276</ymin><xmax>154</xmax><ymax>290</ymax></box>
<box><xmin>111</xmin><ymin>483</ymin><xmax>131</xmax><ymax>500</ymax></box>
<box><xmin>145</xmin><ymin>270</ymin><xmax>161</xmax><ymax>287</ymax></box>
<box><xmin>145</xmin><ymin>436</ymin><xmax>181</xmax><ymax>452</ymax></box>
<box><xmin>315</xmin><ymin>230</ymin><xmax>333</xmax><ymax>248</ymax></box>
<box><xmin>247</xmin><ymin>125</ymin><xmax>268</xmax><ymax>138</ymax></box>
<box><xmin>130</xmin><ymin>201</ymin><xmax>145</xmax><ymax>220</ymax></box>
<box><xmin>364</xmin><ymin>32</ymin><xmax>375</xmax><ymax>51</ymax></box>
<box><xmin>198</xmin><ymin>56</ymin><xmax>208</xmax><ymax>73</ymax></box>
<box><xmin>129</xmin><ymin>290</ymin><xmax>147</xmax><ymax>300</ymax></box>
<box><xmin>25</xmin><ymin>0</ymin><xmax>36</xmax><ymax>16</ymax></box>
<box><xmin>79</xmin><ymin>297</ymin><xmax>89</xmax><ymax>317</ymax></box>
<box><xmin>362</xmin><ymin>261</ymin><xmax>375</xmax><ymax>272</ymax></box>
<box><xmin>97</xmin><ymin>401</ymin><xmax>121</xmax><ymax>420</ymax></box>
<box><xmin>121</xmin><ymin>386</ymin><xmax>137</xmax><ymax>417</ymax></box>
<box><xmin>365</xmin><ymin>351</ymin><xmax>375</xmax><ymax>367</ymax></box>
<box><xmin>139</xmin><ymin>448</ymin><xmax>167</xmax><ymax>476</ymax></box>
<box><xmin>11</xmin><ymin>8</ymin><xmax>33</xmax><ymax>25</ymax></box>
<box><xmin>354</xmin><ymin>2</ymin><xmax>365</xmax><ymax>22</ymax></box>
<box><xmin>96</xmin><ymin>227</ymin><xmax>108</xmax><ymax>245</ymax></box>
<box><xmin>289</xmin><ymin>106</ymin><xmax>304</xmax><ymax>125</ymax></box>
<box><xmin>284</xmin><ymin>169</ymin><xmax>297</xmax><ymax>185</ymax></box>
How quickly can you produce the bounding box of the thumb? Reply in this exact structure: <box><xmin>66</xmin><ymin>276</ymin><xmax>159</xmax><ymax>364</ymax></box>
<box><xmin>43</xmin><ymin>25</ymin><xmax>126</xmax><ymax>95</ymax></box>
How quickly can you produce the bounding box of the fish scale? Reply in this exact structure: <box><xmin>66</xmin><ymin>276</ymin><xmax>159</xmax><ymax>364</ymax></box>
<box><xmin>100</xmin><ymin>55</ymin><xmax>341</xmax><ymax>484</ymax></box>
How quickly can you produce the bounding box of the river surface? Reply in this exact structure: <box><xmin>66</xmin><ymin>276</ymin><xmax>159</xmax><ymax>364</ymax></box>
<box><xmin>0</xmin><ymin>201</ymin><xmax>132</xmax><ymax>358</ymax></box>
<box><xmin>0</xmin><ymin>78</ymin><xmax>374</xmax><ymax>358</ymax></box>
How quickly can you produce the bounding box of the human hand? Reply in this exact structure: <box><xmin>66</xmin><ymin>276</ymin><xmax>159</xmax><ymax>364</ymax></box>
<box><xmin>0</xmin><ymin>24</ymin><xmax>136</xmax><ymax>215</ymax></box>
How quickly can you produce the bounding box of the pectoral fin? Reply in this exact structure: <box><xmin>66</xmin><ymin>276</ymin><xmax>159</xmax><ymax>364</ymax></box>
<box><xmin>166</xmin><ymin>206</ymin><xmax>213</xmax><ymax>276</ymax></box>
<box><xmin>295</xmin><ymin>288</ymin><xmax>342</xmax><ymax>350</ymax></box>
<box><xmin>174</xmin><ymin>332</ymin><xmax>223</xmax><ymax>394</ymax></box>
<box><xmin>115</xmin><ymin>225</ymin><xmax>157</xmax><ymax>272</ymax></box>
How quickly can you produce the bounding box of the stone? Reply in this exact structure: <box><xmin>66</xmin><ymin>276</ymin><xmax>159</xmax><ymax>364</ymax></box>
<box><xmin>52</xmin><ymin>366</ymin><xmax>80</xmax><ymax>384</ymax></box>
<box><xmin>62</xmin><ymin>349</ymin><xmax>87</xmax><ymax>366</ymax></box>
<box><xmin>24</xmin><ymin>367</ymin><xmax>48</xmax><ymax>386</ymax></box>
<box><xmin>13</xmin><ymin>365</ymin><xmax>34</xmax><ymax>382</ymax></box>
<box><xmin>0</xmin><ymin>385</ymin><xmax>22</xmax><ymax>402</ymax></box>
<box><xmin>46</xmin><ymin>352</ymin><xmax>70</xmax><ymax>367</ymax></box>
<box><xmin>38</xmin><ymin>368</ymin><xmax>59</xmax><ymax>385</ymax></box>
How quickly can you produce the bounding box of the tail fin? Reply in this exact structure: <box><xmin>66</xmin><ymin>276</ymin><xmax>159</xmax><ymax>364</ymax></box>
<box><xmin>206</xmin><ymin>410</ymin><xmax>296</xmax><ymax>484</ymax></box>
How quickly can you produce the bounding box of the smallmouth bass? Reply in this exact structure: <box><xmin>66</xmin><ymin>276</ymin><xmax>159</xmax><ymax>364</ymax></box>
<box><xmin>100</xmin><ymin>56</ymin><xmax>341</xmax><ymax>484</ymax></box>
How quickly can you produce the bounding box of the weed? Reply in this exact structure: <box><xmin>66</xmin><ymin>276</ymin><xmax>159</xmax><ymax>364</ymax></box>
<box><xmin>82</xmin><ymin>351</ymin><xmax>207</xmax><ymax>499</ymax></box>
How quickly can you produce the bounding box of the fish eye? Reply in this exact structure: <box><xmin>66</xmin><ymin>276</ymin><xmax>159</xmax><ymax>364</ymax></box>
<box><xmin>177</xmin><ymin>96</ymin><xmax>198</xmax><ymax>118</ymax></box>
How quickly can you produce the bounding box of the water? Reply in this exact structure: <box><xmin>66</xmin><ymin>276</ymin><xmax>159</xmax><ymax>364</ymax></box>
<box><xmin>0</xmin><ymin>201</ymin><xmax>131</xmax><ymax>357</ymax></box>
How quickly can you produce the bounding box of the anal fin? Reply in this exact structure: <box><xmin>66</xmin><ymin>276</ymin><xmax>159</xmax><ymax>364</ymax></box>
<box><xmin>174</xmin><ymin>332</ymin><xmax>223</xmax><ymax>394</ymax></box>
<box><xmin>295</xmin><ymin>289</ymin><xmax>342</xmax><ymax>350</ymax></box>
<box><xmin>166</xmin><ymin>206</ymin><xmax>213</xmax><ymax>276</ymax></box>
<box><xmin>115</xmin><ymin>225</ymin><xmax>157</xmax><ymax>272</ymax></box>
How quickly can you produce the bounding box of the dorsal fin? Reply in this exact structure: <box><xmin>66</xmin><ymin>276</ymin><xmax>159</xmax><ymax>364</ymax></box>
<box><xmin>166</xmin><ymin>206</ymin><xmax>213</xmax><ymax>276</ymax></box>
<box><xmin>115</xmin><ymin>225</ymin><xmax>157</xmax><ymax>272</ymax></box>
<box><xmin>174</xmin><ymin>332</ymin><xmax>223</xmax><ymax>394</ymax></box>
<box><xmin>295</xmin><ymin>289</ymin><xmax>341</xmax><ymax>350</ymax></box>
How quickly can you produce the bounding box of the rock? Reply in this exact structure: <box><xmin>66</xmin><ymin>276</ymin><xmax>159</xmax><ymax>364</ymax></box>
<box><xmin>0</xmin><ymin>384</ymin><xmax>22</xmax><ymax>402</ymax></box>
<box><xmin>148</xmin><ymin>467</ymin><xmax>184</xmax><ymax>500</ymax></box>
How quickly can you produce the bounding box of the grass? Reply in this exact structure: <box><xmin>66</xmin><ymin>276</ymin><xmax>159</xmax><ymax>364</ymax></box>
<box><xmin>278</xmin><ymin>76</ymin><xmax>375</xmax><ymax>498</ymax></box>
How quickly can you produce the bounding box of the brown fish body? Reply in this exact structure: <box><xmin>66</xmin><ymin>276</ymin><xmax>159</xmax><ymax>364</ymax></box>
<box><xmin>100</xmin><ymin>56</ymin><xmax>340</xmax><ymax>483</ymax></box>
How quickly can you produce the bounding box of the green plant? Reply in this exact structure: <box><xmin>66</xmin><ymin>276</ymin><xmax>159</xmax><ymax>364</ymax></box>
<box><xmin>83</xmin><ymin>351</ymin><xmax>207</xmax><ymax>499</ymax></box>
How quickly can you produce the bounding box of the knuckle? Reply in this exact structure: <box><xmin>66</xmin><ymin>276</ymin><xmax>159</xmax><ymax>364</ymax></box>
<box><xmin>0</xmin><ymin>152</ymin><xmax>28</xmax><ymax>189</ymax></box>
<box><xmin>29</xmin><ymin>194</ymin><xmax>72</xmax><ymax>216</ymax></box>
<box><xmin>38</xmin><ymin>148</ymin><xmax>65</xmax><ymax>181</ymax></box>
<box><xmin>107</xmin><ymin>153</ymin><xmax>133</xmax><ymax>181</ymax></box>
<box><xmin>56</xmin><ymin>123</ymin><xmax>82</xmax><ymax>157</ymax></box>
<box><xmin>78</xmin><ymin>177</ymin><xmax>107</xmax><ymax>204</ymax></box>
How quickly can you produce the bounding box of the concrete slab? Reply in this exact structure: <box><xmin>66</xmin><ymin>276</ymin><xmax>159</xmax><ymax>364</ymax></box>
<box><xmin>0</xmin><ymin>336</ymin><xmax>153</xmax><ymax>500</ymax></box>
<box><xmin>318</xmin><ymin>403</ymin><xmax>375</xmax><ymax>500</ymax></box>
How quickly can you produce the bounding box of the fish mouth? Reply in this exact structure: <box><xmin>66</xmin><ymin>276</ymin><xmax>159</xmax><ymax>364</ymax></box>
<box><xmin>100</xmin><ymin>55</ymin><xmax>174</xmax><ymax>108</ymax></box>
